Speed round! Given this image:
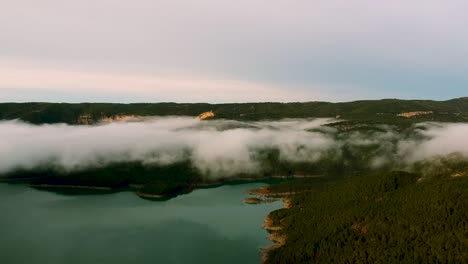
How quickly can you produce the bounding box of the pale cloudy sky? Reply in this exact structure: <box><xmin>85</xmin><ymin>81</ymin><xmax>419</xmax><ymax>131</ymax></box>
<box><xmin>1</xmin><ymin>0</ymin><xmax>467</xmax><ymax>103</ymax></box>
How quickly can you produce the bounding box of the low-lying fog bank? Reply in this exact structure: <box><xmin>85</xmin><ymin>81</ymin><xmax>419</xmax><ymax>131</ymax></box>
<box><xmin>1</xmin><ymin>117</ymin><xmax>468</xmax><ymax>178</ymax></box>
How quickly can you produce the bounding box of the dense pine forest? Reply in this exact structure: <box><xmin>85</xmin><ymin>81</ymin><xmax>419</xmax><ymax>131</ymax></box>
<box><xmin>264</xmin><ymin>167</ymin><xmax>468</xmax><ymax>263</ymax></box>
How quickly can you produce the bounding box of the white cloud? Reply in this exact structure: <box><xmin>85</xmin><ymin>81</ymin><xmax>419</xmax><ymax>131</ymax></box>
<box><xmin>1</xmin><ymin>118</ymin><xmax>468</xmax><ymax>178</ymax></box>
<box><xmin>0</xmin><ymin>118</ymin><xmax>338</xmax><ymax>177</ymax></box>
<box><xmin>406</xmin><ymin>123</ymin><xmax>468</xmax><ymax>161</ymax></box>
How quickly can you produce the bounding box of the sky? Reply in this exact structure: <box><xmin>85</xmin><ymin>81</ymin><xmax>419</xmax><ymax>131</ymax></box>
<box><xmin>1</xmin><ymin>0</ymin><xmax>467</xmax><ymax>103</ymax></box>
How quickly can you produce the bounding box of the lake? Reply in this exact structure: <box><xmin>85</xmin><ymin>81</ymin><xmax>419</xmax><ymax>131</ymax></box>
<box><xmin>0</xmin><ymin>183</ymin><xmax>282</xmax><ymax>264</ymax></box>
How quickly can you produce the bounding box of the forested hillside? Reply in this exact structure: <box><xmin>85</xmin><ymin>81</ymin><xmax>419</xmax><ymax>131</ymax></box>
<box><xmin>1</xmin><ymin>97</ymin><xmax>468</xmax><ymax>124</ymax></box>
<box><xmin>264</xmin><ymin>168</ymin><xmax>468</xmax><ymax>263</ymax></box>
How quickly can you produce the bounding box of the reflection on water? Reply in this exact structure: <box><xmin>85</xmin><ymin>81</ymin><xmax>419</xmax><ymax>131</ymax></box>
<box><xmin>0</xmin><ymin>183</ymin><xmax>282</xmax><ymax>264</ymax></box>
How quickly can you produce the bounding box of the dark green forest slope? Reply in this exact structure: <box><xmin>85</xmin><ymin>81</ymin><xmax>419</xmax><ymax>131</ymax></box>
<box><xmin>264</xmin><ymin>168</ymin><xmax>468</xmax><ymax>263</ymax></box>
<box><xmin>1</xmin><ymin>97</ymin><xmax>468</xmax><ymax>124</ymax></box>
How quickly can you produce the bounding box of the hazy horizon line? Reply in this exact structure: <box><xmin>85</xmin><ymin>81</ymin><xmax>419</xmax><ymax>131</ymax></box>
<box><xmin>1</xmin><ymin>96</ymin><xmax>467</xmax><ymax>105</ymax></box>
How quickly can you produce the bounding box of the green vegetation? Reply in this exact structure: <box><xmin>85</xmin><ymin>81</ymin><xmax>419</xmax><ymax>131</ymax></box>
<box><xmin>1</xmin><ymin>97</ymin><xmax>468</xmax><ymax>124</ymax></box>
<box><xmin>265</xmin><ymin>169</ymin><xmax>468</xmax><ymax>263</ymax></box>
<box><xmin>2</xmin><ymin>154</ymin><xmax>344</xmax><ymax>197</ymax></box>
<box><xmin>139</xmin><ymin>180</ymin><xmax>192</xmax><ymax>199</ymax></box>
<box><xmin>4</xmin><ymin>162</ymin><xmax>201</xmax><ymax>197</ymax></box>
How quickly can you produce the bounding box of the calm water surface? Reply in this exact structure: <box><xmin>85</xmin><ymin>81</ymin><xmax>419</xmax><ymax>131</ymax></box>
<box><xmin>0</xmin><ymin>183</ymin><xmax>282</xmax><ymax>264</ymax></box>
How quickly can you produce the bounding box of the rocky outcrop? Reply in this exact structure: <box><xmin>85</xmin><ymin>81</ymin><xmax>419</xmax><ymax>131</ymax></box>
<box><xmin>100</xmin><ymin>115</ymin><xmax>143</xmax><ymax>123</ymax></box>
<box><xmin>397</xmin><ymin>111</ymin><xmax>433</xmax><ymax>118</ymax></box>
<box><xmin>198</xmin><ymin>111</ymin><xmax>215</xmax><ymax>120</ymax></box>
<box><xmin>77</xmin><ymin>114</ymin><xmax>94</xmax><ymax>125</ymax></box>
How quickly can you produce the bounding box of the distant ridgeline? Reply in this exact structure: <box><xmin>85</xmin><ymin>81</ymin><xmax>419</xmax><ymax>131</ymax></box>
<box><xmin>1</xmin><ymin>97</ymin><xmax>468</xmax><ymax>124</ymax></box>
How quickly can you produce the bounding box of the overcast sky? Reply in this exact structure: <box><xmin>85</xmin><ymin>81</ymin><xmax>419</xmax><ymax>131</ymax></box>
<box><xmin>1</xmin><ymin>0</ymin><xmax>467</xmax><ymax>103</ymax></box>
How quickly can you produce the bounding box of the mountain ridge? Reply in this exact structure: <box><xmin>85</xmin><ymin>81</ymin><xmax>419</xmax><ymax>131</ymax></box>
<box><xmin>1</xmin><ymin>97</ymin><xmax>468</xmax><ymax>124</ymax></box>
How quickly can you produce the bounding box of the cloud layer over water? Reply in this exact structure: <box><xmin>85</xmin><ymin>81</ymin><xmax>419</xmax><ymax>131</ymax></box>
<box><xmin>1</xmin><ymin>118</ymin><xmax>468</xmax><ymax>177</ymax></box>
<box><xmin>0</xmin><ymin>118</ymin><xmax>336</xmax><ymax>176</ymax></box>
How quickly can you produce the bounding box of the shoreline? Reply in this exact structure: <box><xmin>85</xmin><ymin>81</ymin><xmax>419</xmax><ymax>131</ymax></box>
<box><xmin>2</xmin><ymin>175</ymin><xmax>315</xmax><ymax>205</ymax></box>
<box><xmin>135</xmin><ymin>191</ymin><xmax>165</xmax><ymax>199</ymax></box>
<box><xmin>260</xmin><ymin>196</ymin><xmax>292</xmax><ymax>263</ymax></box>
<box><xmin>195</xmin><ymin>174</ymin><xmax>319</xmax><ymax>188</ymax></box>
<box><xmin>134</xmin><ymin>174</ymin><xmax>320</xmax><ymax>200</ymax></box>
<box><xmin>249</xmin><ymin>186</ymin><xmax>312</xmax><ymax>197</ymax></box>
<box><xmin>246</xmin><ymin>183</ymin><xmax>296</xmax><ymax>263</ymax></box>
<box><xmin>244</xmin><ymin>197</ymin><xmax>280</xmax><ymax>204</ymax></box>
<box><xmin>28</xmin><ymin>184</ymin><xmax>113</xmax><ymax>191</ymax></box>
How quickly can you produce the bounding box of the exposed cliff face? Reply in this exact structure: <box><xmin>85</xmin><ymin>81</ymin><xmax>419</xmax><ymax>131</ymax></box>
<box><xmin>397</xmin><ymin>111</ymin><xmax>433</xmax><ymax>118</ymax></box>
<box><xmin>198</xmin><ymin>111</ymin><xmax>215</xmax><ymax>120</ymax></box>
<box><xmin>100</xmin><ymin>115</ymin><xmax>143</xmax><ymax>123</ymax></box>
<box><xmin>77</xmin><ymin>114</ymin><xmax>144</xmax><ymax>124</ymax></box>
<box><xmin>77</xmin><ymin>114</ymin><xmax>94</xmax><ymax>125</ymax></box>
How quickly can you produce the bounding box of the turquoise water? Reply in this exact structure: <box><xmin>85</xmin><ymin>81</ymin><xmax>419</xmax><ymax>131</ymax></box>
<box><xmin>0</xmin><ymin>183</ymin><xmax>281</xmax><ymax>264</ymax></box>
